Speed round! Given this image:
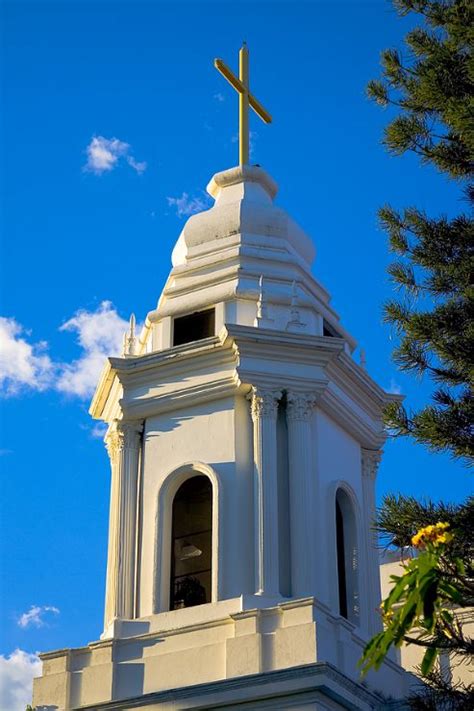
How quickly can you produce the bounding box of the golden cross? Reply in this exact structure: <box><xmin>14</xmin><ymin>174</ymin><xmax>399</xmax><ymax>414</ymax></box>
<box><xmin>214</xmin><ymin>43</ymin><xmax>272</xmax><ymax>166</ymax></box>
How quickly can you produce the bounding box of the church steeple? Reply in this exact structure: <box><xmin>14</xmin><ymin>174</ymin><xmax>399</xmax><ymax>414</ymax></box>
<box><xmin>33</xmin><ymin>45</ymin><xmax>412</xmax><ymax>711</ymax></box>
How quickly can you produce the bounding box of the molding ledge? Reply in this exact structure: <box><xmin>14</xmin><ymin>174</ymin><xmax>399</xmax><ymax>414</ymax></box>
<box><xmin>90</xmin><ymin>324</ymin><xmax>394</xmax><ymax>448</ymax></box>
<box><xmin>76</xmin><ymin>662</ymin><xmax>395</xmax><ymax>711</ymax></box>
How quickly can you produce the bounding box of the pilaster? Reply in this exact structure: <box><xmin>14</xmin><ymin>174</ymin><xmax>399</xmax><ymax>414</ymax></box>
<box><xmin>361</xmin><ymin>448</ymin><xmax>383</xmax><ymax>635</ymax></box>
<box><xmin>103</xmin><ymin>419</ymin><xmax>143</xmax><ymax>632</ymax></box>
<box><xmin>248</xmin><ymin>386</ymin><xmax>282</xmax><ymax>596</ymax></box>
<box><xmin>286</xmin><ymin>392</ymin><xmax>318</xmax><ymax>596</ymax></box>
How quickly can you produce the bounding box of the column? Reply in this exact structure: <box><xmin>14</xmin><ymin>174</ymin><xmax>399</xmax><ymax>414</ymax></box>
<box><xmin>249</xmin><ymin>386</ymin><xmax>282</xmax><ymax>597</ymax></box>
<box><xmin>286</xmin><ymin>391</ymin><xmax>318</xmax><ymax>597</ymax></box>
<box><xmin>361</xmin><ymin>448</ymin><xmax>383</xmax><ymax>635</ymax></box>
<box><xmin>104</xmin><ymin>419</ymin><xmax>143</xmax><ymax>629</ymax></box>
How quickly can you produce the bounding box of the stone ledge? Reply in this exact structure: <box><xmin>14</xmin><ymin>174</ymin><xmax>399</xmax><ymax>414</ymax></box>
<box><xmin>75</xmin><ymin>662</ymin><xmax>397</xmax><ymax>710</ymax></box>
<box><xmin>207</xmin><ymin>165</ymin><xmax>278</xmax><ymax>200</ymax></box>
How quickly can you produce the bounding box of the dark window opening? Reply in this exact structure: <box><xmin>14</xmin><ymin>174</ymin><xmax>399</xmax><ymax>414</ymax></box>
<box><xmin>336</xmin><ymin>497</ymin><xmax>348</xmax><ymax>619</ymax></box>
<box><xmin>173</xmin><ymin>309</ymin><xmax>215</xmax><ymax>347</ymax></box>
<box><xmin>323</xmin><ymin>319</ymin><xmax>341</xmax><ymax>338</ymax></box>
<box><xmin>170</xmin><ymin>476</ymin><xmax>212</xmax><ymax>610</ymax></box>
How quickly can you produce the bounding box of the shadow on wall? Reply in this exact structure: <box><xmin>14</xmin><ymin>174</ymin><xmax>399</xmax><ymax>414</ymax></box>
<box><xmin>144</xmin><ymin>399</ymin><xmax>233</xmax><ymax>437</ymax></box>
<box><xmin>145</xmin><ymin>414</ymin><xmax>196</xmax><ymax>436</ymax></box>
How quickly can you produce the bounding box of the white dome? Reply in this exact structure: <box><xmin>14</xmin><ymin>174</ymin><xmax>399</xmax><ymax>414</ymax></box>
<box><xmin>172</xmin><ymin>165</ymin><xmax>315</xmax><ymax>268</ymax></box>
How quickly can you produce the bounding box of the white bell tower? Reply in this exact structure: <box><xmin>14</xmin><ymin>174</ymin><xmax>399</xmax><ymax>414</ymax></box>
<box><xmin>34</xmin><ymin>164</ymin><xmax>414</xmax><ymax>710</ymax></box>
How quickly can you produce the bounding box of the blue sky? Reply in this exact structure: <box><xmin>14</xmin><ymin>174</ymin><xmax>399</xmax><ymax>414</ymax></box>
<box><xmin>0</xmin><ymin>1</ymin><xmax>471</xmax><ymax>706</ymax></box>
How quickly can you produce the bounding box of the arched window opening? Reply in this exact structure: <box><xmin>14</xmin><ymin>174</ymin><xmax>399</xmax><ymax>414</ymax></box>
<box><xmin>335</xmin><ymin>488</ymin><xmax>359</xmax><ymax>623</ymax></box>
<box><xmin>336</xmin><ymin>497</ymin><xmax>348</xmax><ymax>618</ymax></box>
<box><xmin>170</xmin><ymin>476</ymin><xmax>212</xmax><ymax>610</ymax></box>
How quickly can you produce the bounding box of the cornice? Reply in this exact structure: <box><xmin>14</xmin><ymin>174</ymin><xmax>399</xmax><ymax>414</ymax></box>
<box><xmin>223</xmin><ymin>323</ymin><xmax>345</xmax><ymax>364</ymax></box>
<box><xmin>90</xmin><ymin>324</ymin><xmax>395</xmax><ymax>447</ymax></box>
<box><xmin>226</xmin><ymin>324</ymin><xmax>404</xmax><ymax>416</ymax></box>
<box><xmin>320</xmin><ymin>387</ymin><xmax>386</xmax><ymax>450</ymax></box>
<box><xmin>89</xmin><ymin>360</ymin><xmax>117</xmax><ymax>420</ymax></box>
<box><xmin>39</xmin><ymin>646</ymin><xmax>79</xmax><ymax>661</ymax></box>
<box><xmin>75</xmin><ymin>661</ymin><xmax>386</xmax><ymax>710</ymax></box>
<box><xmin>111</xmin><ymin>334</ymin><xmax>225</xmax><ymax>373</ymax></box>
<box><xmin>90</xmin><ymin>335</ymin><xmax>236</xmax><ymax>420</ymax></box>
<box><xmin>91</xmin><ymin>326</ymin><xmax>339</xmax><ymax>421</ymax></box>
<box><xmin>333</xmin><ymin>351</ymin><xmax>405</xmax><ymax>407</ymax></box>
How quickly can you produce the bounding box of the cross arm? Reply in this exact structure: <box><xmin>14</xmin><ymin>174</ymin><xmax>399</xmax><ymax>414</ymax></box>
<box><xmin>214</xmin><ymin>58</ymin><xmax>272</xmax><ymax>124</ymax></box>
<box><xmin>214</xmin><ymin>59</ymin><xmax>244</xmax><ymax>95</ymax></box>
<box><xmin>249</xmin><ymin>94</ymin><xmax>272</xmax><ymax>124</ymax></box>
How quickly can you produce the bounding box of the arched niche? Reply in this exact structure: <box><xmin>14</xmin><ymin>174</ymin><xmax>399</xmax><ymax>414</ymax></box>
<box><xmin>170</xmin><ymin>476</ymin><xmax>212</xmax><ymax>610</ymax></box>
<box><xmin>335</xmin><ymin>487</ymin><xmax>360</xmax><ymax>624</ymax></box>
<box><xmin>153</xmin><ymin>463</ymin><xmax>220</xmax><ymax>614</ymax></box>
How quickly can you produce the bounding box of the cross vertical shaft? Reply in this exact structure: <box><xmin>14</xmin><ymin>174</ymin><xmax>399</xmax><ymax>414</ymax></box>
<box><xmin>214</xmin><ymin>44</ymin><xmax>272</xmax><ymax>167</ymax></box>
<box><xmin>239</xmin><ymin>44</ymin><xmax>249</xmax><ymax>166</ymax></box>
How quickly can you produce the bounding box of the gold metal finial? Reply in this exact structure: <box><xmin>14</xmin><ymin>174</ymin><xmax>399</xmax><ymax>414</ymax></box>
<box><xmin>214</xmin><ymin>44</ymin><xmax>272</xmax><ymax>166</ymax></box>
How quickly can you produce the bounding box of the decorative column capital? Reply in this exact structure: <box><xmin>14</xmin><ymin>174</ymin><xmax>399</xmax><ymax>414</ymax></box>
<box><xmin>286</xmin><ymin>391</ymin><xmax>318</xmax><ymax>421</ymax></box>
<box><xmin>106</xmin><ymin>420</ymin><xmax>143</xmax><ymax>460</ymax></box>
<box><xmin>361</xmin><ymin>448</ymin><xmax>382</xmax><ymax>479</ymax></box>
<box><xmin>117</xmin><ymin>420</ymin><xmax>143</xmax><ymax>450</ymax></box>
<box><xmin>248</xmin><ymin>387</ymin><xmax>282</xmax><ymax>421</ymax></box>
<box><xmin>105</xmin><ymin>429</ymin><xmax>121</xmax><ymax>461</ymax></box>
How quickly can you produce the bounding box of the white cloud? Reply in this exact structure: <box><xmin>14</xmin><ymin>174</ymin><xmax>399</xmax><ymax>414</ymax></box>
<box><xmin>0</xmin><ymin>317</ymin><xmax>55</xmax><ymax>395</ymax></box>
<box><xmin>167</xmin><ymin>192</ymin><xmax>210</xmax><ymax>218</ymax></box>
<box><xmin>90</xmin><ymin>422</ymin><xmax>108</xmax><ymax>439</ymax></box>
<box><xmin>213</xmin><ymin>92</ymin><xmax>225</xmax><ymax>102</ymax></box>
<box><xmin>387</xmin><ymin>378</ymin><xmax>402</xmax><ymax>395</ymax></box>
<box><xmin>231</xmin><ymin>130</ymin><xmax>257</xmax><ymax>159</ymax></box>
<box><xmin>126</xmin><ymin>155</ymin><xmax>147</xmax><ymax>174</ymax></box>
<box><xmin>0</xmin><ymin>649</ymin><xmax>41</xmax><ymax>711</ymax></box>
<box><xmin>56</xmin><ymin>301</ymin><xmax>129</xmax><ymax>398</ymax></box>
<box><xmin>85</xmin><ymin>136</ymin><xmax>127</xmax><ymax>173</ymax></box>
<box><xmin>17</xmin><ymin>605</ymin><xmax>60</xmax><ymax>629</ymax></box>
<box><xmin>84</xmin><ymin>136</ymin><xmax>146</xmax><ymax>175</ymax></box>
<box><xmin>1</xmin><ymin>302</ymin><xmax>130</xmax><ymax>400</ymax></box>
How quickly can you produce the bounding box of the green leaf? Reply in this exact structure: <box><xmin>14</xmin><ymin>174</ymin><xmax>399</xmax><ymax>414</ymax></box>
<box><xmin>438</xmin><ymin>580</ymin><xmax>463</xmax><ymax>604</ymax></box>
<box><xmin>420</xmin><ymin>646</ymin><xmax>438</xmax><ymax>676</ymax></box>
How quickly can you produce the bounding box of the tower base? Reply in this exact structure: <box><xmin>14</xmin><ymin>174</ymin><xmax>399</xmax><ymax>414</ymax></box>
<box><xmin>33</xmin><ymin>597</ymin><xmax>413</xmax><ymax>709</ymax></box>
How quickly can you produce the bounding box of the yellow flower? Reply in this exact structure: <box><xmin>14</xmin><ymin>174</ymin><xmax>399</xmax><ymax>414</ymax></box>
<box><xmin>379</xmin><ymin>602</ymin><xmax>394</xmax><ymax>625</ymax></box>
<box><xmin>411</xmin><ymin>522</ymin><xmax>452</xmax><ymax>549</ymax></box>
